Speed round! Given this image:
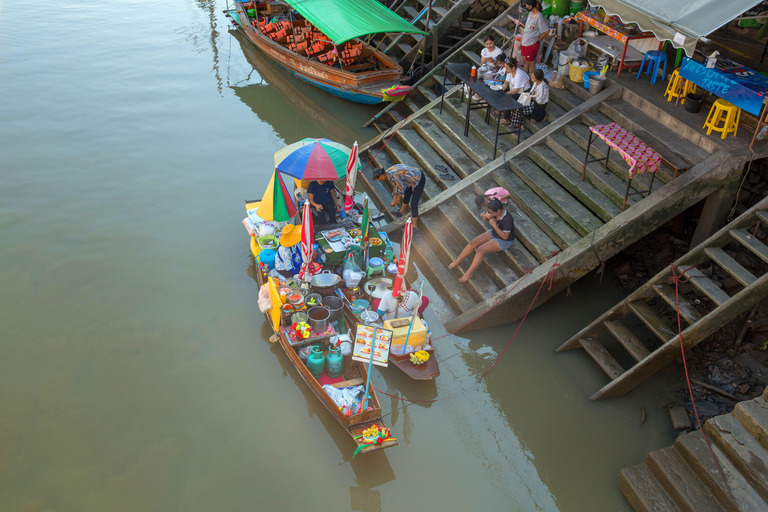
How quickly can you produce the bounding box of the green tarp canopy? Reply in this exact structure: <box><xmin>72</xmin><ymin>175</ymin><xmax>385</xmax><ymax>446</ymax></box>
<box><xmin>283</xmin><ymin>0</ymin><xmax>427</xmax><ymax>45</ymax></box>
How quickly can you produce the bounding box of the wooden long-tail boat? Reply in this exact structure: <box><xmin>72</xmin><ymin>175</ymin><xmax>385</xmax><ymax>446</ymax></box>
<box><xmin>225</xmin><ymin>0</ymin><xmax>424</xmax><ymax>104</ymax></box>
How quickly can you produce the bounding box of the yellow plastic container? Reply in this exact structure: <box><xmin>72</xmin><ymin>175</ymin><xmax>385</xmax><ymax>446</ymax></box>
<box><xmin>569</xmin><ymin>60</ymin><xmax>594</xmax><ymax>84</ymax></box>
<box><xmin>384</xmin><ymin>317</ymin><xmax>427</xmax><ymax>350</ymax></box>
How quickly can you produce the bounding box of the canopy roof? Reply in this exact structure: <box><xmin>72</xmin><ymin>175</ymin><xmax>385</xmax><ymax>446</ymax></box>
<box><xmin>283</xmin><ymin>0</ymin><xmax>427</xmax><ymax>45</ymax></box>
<box><xmin>591</xmin><ymin>0</ymin><xmax>764</xmax><ymax>56</ymax></box>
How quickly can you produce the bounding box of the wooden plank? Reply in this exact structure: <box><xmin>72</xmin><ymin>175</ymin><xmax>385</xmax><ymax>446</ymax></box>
<box><xmin>730</xmin><ymin>228</ymin><xmax>768</xmax><ymax>265</ymax></box>
<box><xmin>331</xmin><ymin>378</ymin><xmax>364</xmax><ymax>388</ymax></box>
<box><xmin>704</xmin><ymin>247</ymin><xmax>757</xmax><ymax>287</ymax></box>
<box><xmin>678</xmin><ymin>267</ymin><xmax>731</xmax><ymax>307</ymax></box>
<box><xmin>653</xmin><ymin>283</ymin><xmax>703</xmax><ymax>326</ymax></box>
<box><xmin>618</xmin><ymin>464</ymin><xmax>681</xmax><ymax>512</ymax></box>
<box><xmin>604</xmin><ymin>319</ymin><xmax>650</xmax><ymax>362</ymax></box>
<box><xmin>526</xmin><ymin>146</ymin><xmax>622</xmax><ymax>222</ymax></box>
<box><xmin>504</xmin><ymin>158</ymin><xmax>604</xmax><ymax>236</ymax></box>
<box><xmin>628</xmin><ymin>301</ymin><xmax>676</xmax><ymax>343</ymax></box>
<box><xmin>756</xmin><ymin>210</ymin><xmax>768</xmax><ymax>226</ymax></box>
<box><xmin>579</xmin><ymin>337</ymin><xmax>625</xmax><ymax>380</ymax></box>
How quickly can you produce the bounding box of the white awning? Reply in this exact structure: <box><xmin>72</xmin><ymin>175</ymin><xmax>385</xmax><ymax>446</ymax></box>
<box><xmin>590</xmin><ymin>0</ymin><xmax>764</xmax><ymax>56</ymax></box>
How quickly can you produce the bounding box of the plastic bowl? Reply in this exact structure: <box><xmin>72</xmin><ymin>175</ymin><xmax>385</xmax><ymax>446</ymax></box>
<box><xmin>490</xmin><ymin>84</ymin><xmax>502</xmax><ymax>91</ymax></box>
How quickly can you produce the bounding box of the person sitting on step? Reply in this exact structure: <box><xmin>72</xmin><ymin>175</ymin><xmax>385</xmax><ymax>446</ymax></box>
<box><xmin>500</xmin><ymin>57</ymin><xmax>530</xmax><ymax>128</ymax></box>
<box><xmin>448</xmin><ymin>200</ymin><xmax>514</xmax><ymax>283</ymax></box>
<box><xmin>475</xmin><ymin>186</ymin><xmax>511</xmax><ymax>208</ymax></box>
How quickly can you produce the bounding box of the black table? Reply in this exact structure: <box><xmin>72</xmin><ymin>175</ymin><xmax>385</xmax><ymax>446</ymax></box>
<box><xmin>440</xmin><ymin>63</ymin><xmax>524</xmax><ymax>160</ymax></box>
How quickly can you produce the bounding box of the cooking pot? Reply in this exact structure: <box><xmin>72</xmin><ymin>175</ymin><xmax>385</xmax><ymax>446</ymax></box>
<box><xmin>360</xmin><ymin>310</ymin><xmax>379</xmax><ymax>324</ymax></box>
<box><xmin>322</xmin><ymin>295</ymin><xmax>343</xmax><ymax>322</ymax></box>
<box><xmin>310</xmin><ymin>270</ymin><xmax>342</xmax><ymax>296</ymax></box>
<box><xmin>307</xmin><ymin>306</ymin><xmax>330</xmax><ymax>334</ymax></box>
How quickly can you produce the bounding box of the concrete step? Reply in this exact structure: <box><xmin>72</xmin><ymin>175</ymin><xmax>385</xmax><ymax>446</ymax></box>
<box><xmin>628</xmin><ymin>301</ymin><xmax>677</xmax><ymax>343</ymax></box>
<box><xmin>604</xmin><ymin>319</ymin><xmax>651</xmax><ymax>362</ymax></box>
<box><xmin>705</xmin><ymin>413</ymin><xmax>768</xmax><ymax>502</ymax></box>
<box><xmin>646</xmin><ymin>446</ymin><xmax>727</xmax><ymax>512</ymax></box>
<box><xmin>359</xmin><ymin>154</ymin><xmax>395</xmax><ymax>222</ymax></box>
<box><xmin>442</xmin><ymin>95</ymin><xmax>516</xmax><ymax>154</ymax></box>
<box><xmin>421</xmin><ymin>206</ymin><xmax>502</xmax><ymax>302</ymax></box>
<box><xmin>388</xmin><ymin>127</ymin><xmax>448</xmax><ymax>199</ymax></box>
<box><xmin>732</xmin><ymin>397</ymin><xmax>768</xmax><ymax>452</ymax></box>
<box><xmin>579</xmin><ymin>337</ymin><xmax>625</xmax><ymax>380</ymax></box>
<box><xmin>548</xmin><ymin>132</ymin><xmax>642</xmax><ymax>209</ymax></box>
<box><xmin>411</xmin><ymin>117</ymin><xmax>479</xmax><ymax>179</ymax></box>
<box><xmin>402</xmin><ymin>5</ymin><xmax>419</xmax><ymax>20</ymax></box>
<box><xmin>504</xmin><ymin>157</ymin><xmax>604</xmax><ymax>237</ymax></box>
<box><xmin>675</xmin><ymin>429</ymin><xmax>768</xmax><ymax>512</ymax></box>
<box><xmin>601</xmin><ymin>99</ymin><xmax>710</xmax><ymax>166</ymax></box>
<box><xmin>526</xmin><ymin>145</ymin><xmax>622</xmax><ymax>223</ymax></box>
<box><xmin>488</xmin><ymin>169</ymin><xmax>580</xmax><ymax>248</ymax></box>
<box><xmin>618</xmin><ymin>464</ymin><xmax>681</xmax><ymax>512</ymax></box>
<box><xmin>462</xmin><ymin>49</ymin><xmax>481</xmax><ymax>66</ymax></box>
<box><xmin>426</xmin><ymin>107</ymin><xmax>494</xmax><ymax>166</ymax></box>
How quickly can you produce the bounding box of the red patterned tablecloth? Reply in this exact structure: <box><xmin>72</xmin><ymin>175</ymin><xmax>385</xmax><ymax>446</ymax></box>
<box><xmin>590</xmin><ymin>122</ymin><xmax>660</xmax><ymax>178</ymax></box>
<box><xmin>576</xmin><ymin>11</ymin><xmax>654</xmax><ymax>44</ymax></box>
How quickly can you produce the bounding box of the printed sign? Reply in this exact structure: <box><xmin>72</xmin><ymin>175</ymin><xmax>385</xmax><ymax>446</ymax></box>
<box><xmin>679</xmin><ymin>56</ymin><xmax>767</xmax><ymax>116</ymax></box>
<box><xmin>352</xmin><ymin>325</ymin><xmax>393</xmax><ymax>367</ymax></box>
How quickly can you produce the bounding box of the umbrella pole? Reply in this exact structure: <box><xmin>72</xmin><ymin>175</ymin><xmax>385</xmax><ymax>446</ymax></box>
<box><xmin>401</xmin><ymin>280</ymin><xmax>425</xmax><ymax>355</ymax></box>
<box><xmin>361</xmin><ymin>326</ymin><xmax>377</xmax><ymax>412</ymax></box>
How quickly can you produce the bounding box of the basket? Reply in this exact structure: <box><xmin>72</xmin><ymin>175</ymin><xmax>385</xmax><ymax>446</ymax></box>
<box><xmin>569</xmin><ymin>58</ymin><xmax>594</xmax><ymax>84</ymax></box>
<box><xmin>257</xmin><ymin>235</ymin><xmax>279</xmax><ymax>250</ymax></box>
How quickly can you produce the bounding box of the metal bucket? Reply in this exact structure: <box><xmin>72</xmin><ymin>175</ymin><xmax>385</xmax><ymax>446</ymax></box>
<box><xmin>322</xmin><ymin>295</ymin><xmax>343</xmax><ymax>322</ymax></box>
<box><xmin>307</xmin><ymin>306</ymin><xmax>330</xmax><ymax>334</ymax></box>
<box><xmin>590</xmin><ymin>75</ymin><xmax>607</xmax><ymax>94</ymax></box>
<box><xmin>305</xmin><ymin>293</ymin><xmax>323</xmax><ymax>308</ymax></box>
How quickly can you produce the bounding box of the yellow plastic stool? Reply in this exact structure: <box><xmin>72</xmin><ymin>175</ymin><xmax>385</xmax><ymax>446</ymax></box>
<box><xmin>664</xmin><ymin>68</ymin><xmax>696</xmax><ymax>104</ymax></box>
<box><xmin>703</xmin><ymin>99</ymin><xmax>741</xmax><ymax>139</ymax></box>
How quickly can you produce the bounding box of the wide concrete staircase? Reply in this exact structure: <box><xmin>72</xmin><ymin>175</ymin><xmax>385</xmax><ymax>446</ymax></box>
<box><xmin>619</xmin><ymin>386</ymin><xmax>768</xmax><ymax>511</ymax></box>
<box><xmin>558</xmin><ymin>198</ymin><xmax>768</xmax><ymax>400</ymax></box>
<box><xmin>358</xmin><ymin>81</ymin><xmax>714</xmax><ymax>322</ymax></box>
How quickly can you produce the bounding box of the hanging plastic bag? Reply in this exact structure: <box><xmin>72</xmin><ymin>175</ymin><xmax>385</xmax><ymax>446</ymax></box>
<box><xmin>567</xmin><ymin>38</ymin><xmax>587</xmax><ymax>58</ymax></box>
<box><xmin>258</xmin><ymin>284</ymin><xmax>272</xmax><ymax>313</ymax></box>
<box><xmin>343</xmin><ymin>254</ymin><xmax>365</xmax><ymax>288</ymax></box>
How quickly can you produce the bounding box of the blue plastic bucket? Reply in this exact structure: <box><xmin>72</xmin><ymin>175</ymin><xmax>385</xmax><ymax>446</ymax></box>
<box><xmin>583</xmin><ymin>71</ymin><xmax>600</xmax><ymax>90</ymax></box>
<box><xmin>258</xmin><ymin>249</ymin><xmax>276</xmax><ymax>269</ymax></box>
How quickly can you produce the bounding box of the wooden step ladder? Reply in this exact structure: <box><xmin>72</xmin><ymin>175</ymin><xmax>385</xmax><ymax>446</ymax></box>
<box><xmin>557</xmin><ymin>197</ymin><xmax>768</xmax><ymax>400</ymax></box>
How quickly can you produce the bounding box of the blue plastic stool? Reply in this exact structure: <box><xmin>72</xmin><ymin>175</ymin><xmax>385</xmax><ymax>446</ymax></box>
<box><xmin>636</xmin><ymin>50</ymin><xmax>668</xmax><ymax>85</ymax></box>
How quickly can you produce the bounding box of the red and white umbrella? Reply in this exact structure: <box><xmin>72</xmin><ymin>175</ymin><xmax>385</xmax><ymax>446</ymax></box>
<box><xmin>392</xmin><ymin>218</ymin><xmax>412</xmax><ymax>297</ymax></box>
<box><xmin>300</xmin><ymin>200</ymin><xmax>314</xmax><ymax>282</ymax></box>
<box><xmin>343</xmin><ymin>141</ymin><xmax>359</xmax><ymax>214</ymax></box>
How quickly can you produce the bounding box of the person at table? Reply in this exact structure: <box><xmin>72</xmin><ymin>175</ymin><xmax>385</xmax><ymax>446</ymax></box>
<box><xmin>526</xmin><ymin>69</ymin><xmax>549</xmax><ymax>123</ymax></box>
<box><xmin>520</xmin><ymin>0</ymin><xmax>550</xmax><ymax>77</ymax></box>
<box><xmin>491</xmin><ymin>54</ymin><xmax>508</xmax><ymax>81</ymax></box>
<box><xmin>448</xmin><ymin>200</ymin><xmax>514</xmax><ymax>283</ymax></box>
<box><xmin>475</xmin><ymin>186</ymin><xmax>511</xmax><ymax>208</ymax></box>
<box><xmin>307</xmin><ymin>179</ymin><xmax>338</xmax><ymax>225</ymax></box>
<box><xmin>375</xmin><ymin>284</ymin><xmax>429</xmax><ymax>321</ymax></box>
<box><xmin>500</xmin><ymin>58</ymin><xmax>529</xmax><ymax>127</ymax></box>
<box><xmin>479</xmin><ymin>35</ymin><xmax>504</xmax><ymax>76</ymax></box>
<box><xmin>372</xmin><ymin>165</ymin><xmax>425</xmax><ymax>229</ymax></box>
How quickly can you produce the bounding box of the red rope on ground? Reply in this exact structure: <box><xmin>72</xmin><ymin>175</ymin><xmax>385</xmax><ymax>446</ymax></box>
<box><xmin>477</xmin><ymin>262</ymin><xmax>561</xmax><ymax>381</ymax></box>
<box><xmin>670</xmin><ymin>265</ymin><xmax>734</xmax><ymax>499</ymax></box>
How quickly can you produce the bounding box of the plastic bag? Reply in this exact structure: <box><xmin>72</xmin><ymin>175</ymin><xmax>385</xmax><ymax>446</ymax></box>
<box><xmin>567</xmin><ymin>38</ymin><xmax>587</xmax><ymax>58</ymax></box>
<box><xmin>550</xmin><ymin>70</ymin><xmax>564</xmax><ymax>89</ymax></box>
<box><xmin>258</xmin><ymin>284</ymin><xmax>272</xmax><ymax>313</ymax></box>
<box><xmin>343</xmin><ymin>254</ymin><xmax>365</xmax><ymax>288</ymax></box>
<box><xmin>298</xmin><ymin>346</ymin><xmax>313</xmax><ymax>360</ymax></box>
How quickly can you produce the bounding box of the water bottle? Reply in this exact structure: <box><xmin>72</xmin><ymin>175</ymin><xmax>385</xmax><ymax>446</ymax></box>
<box><xmin>758</xmin><ymin>125</ymin><xmax>768</xmax><ymax>141</ymax></box>
<box><xmin>471</xmin><ymin>65</ymin><xmax>477</xmax><ymax>78</ymax></box>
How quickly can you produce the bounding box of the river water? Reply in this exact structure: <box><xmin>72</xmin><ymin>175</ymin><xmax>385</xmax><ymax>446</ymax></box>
<box><xmin>0</xmin><ymin>1</ymin><xmax>678</xmax><ymax>510</ymax></box>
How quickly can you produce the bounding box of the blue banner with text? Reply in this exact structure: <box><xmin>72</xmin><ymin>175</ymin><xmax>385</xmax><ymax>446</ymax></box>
<box><xmin>679</xmin><ymin>57</ymin><xmax>766</xmax><ymax>116</ymax></box>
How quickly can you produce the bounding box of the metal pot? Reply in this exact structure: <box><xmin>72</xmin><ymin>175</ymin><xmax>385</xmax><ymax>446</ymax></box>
<box><xmin>307</xmin><ymin>306</ymin><xmax>330</xmax><ymax>334</ymax></box>
<box><xmin>360</xmin><ymin>310</ymin><xmax>379</xmax><ymax>324</ymax></box>
<box><xmin>310</xmin><ymin>270</ymin><xmax>342</xmax><ymax>296</ymax></box>
<box><xmin>305</xmin><ymin>293</ymin><xmax>323</xmax><ymax>308</ymax></box>
<box><xmin>322</xmin><ymin>295</ymin><xmax>343</xmax><ymax>322</ymax></box>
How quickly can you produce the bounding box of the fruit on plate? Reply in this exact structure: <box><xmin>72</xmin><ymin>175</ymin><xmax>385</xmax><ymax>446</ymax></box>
<box><xmin>369</xmin><ymin>237</ymin><xmax>383</xmax><ymax>246</ymax></box>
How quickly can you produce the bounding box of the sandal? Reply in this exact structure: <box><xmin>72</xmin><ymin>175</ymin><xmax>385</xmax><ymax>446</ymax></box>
<box><xmin>439</xmin><ymin>173</ymin><xmax>455</xmax><ymax>180</ymax></box>
<box><xmin>434</xmin><ymin>164</ymin><xmax>450</xmax><ymax>173</ymax></box>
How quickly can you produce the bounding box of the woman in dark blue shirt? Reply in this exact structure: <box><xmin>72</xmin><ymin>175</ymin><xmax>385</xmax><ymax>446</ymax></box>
<box><xmin>307</xmin><ymin>180</ymin><xmax>338</xmax><ymax>225</ymax></box>
<box><xmin>448</xmin><ymin>200</ymin><xmax>514</xmax><ymax>282</ymax></box>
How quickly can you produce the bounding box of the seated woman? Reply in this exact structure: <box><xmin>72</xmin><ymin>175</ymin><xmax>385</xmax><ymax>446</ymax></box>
<box><xmin>448</xmin><ymin>200</ymin><xmax>514</xmax><ymax>283</ymax></box>
<box><xmin>499</xmin><ymin>57</ymin><xmax>529</xmax><ymax>128</ymax></box>
<box><xmin>478</xmin><ymin>36</ymin><xmax>504</xmax><ymax>76</ymax></box>
<box><xmin>475</xmin><ymin>186</ymin><xmax>511</xmax><ymax>208</ymax></box>
<box><xmin>375</xmin><ymin>284</ymin><xmax>429</xmax><ymax>320</ymax></box>
<box><xmin>526</xmin><ymin>69</ymin><xmax>549</xmax><ymax>123</ymax></box>
<box><xmin>307</xmin><ymin>179</ymin><xmax>338</xmax><ymax>225</ymax></box>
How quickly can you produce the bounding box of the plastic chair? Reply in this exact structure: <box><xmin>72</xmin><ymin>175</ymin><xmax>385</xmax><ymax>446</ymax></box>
<box><xmin>367</xmin><ymin>257</ymin><xmax>385</xmax><ymax>278</ymax></box>
<box><xmin>703</xmin><ymin>99</ymin><xmax>741</xmax><ymax>139</ymax></box>
<box><xmin>636</xmin><ymin>50</ymin><xmax>668</xmax><ymax>85</ymax></box>
<box><xmin>664</xmin><ymin>68</ymin><xmax>697</xmax><ymax>104</ymax></box>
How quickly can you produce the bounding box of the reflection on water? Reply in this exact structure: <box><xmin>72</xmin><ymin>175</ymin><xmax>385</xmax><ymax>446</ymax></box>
<box><xmin>0</xmin><ymin>0</ymin><xmax>679</xmax><ymax>510</ymax></box>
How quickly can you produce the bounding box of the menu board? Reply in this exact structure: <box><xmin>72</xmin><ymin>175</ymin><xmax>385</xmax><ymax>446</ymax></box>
<box><xmin>352</xmin><ymin>324</ymin><xmax>393</xmax><ymax>367</ymax></box>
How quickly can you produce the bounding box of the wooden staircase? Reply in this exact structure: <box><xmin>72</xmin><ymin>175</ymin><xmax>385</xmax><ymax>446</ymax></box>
<box><xmin>558</xmin><ymin>197</ymin><xmax>768</xmax><ymax>400</ymax></box>
<box><xmin>619</xmin><ymin>386</ymin><xmax>768</xmax><ymax>512</ymax></box>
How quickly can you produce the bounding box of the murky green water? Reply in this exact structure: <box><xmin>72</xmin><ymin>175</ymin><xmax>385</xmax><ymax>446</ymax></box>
<box><xmin>0</xmin><ymin>1</ymin><xmax>677</xmax><ymax>510</ymax></box>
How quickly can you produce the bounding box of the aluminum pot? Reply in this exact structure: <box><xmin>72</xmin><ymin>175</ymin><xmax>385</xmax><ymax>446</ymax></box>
<box><xmin>310</xmin><ymin>270</ymin><xmax>342</xmax><ymax>296</ymax></box>
<box><xmin>322</xmin><ymin>295</ymin><xmax>343</xmax><ymax>322</ymax></box>
<box><xmin>307</xmin><ymin>306</ymin><xmax>330</xmax><ymax>334</ymax></box>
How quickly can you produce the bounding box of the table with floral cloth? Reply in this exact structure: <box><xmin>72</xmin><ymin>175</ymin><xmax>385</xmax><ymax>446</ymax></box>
<box><xmin>582</xmin><ymin>122</ymin><xmax>661</xmax><ymax>210</ymax></box>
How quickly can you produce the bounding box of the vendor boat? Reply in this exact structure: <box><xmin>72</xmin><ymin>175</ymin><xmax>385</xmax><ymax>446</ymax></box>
<box><xmin>225</xmin><ymin>0</ymin><xmax>425</xmax><ymax>104</ymax></box>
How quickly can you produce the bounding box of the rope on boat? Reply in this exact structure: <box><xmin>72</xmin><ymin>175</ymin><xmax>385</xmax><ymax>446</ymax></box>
<box><xmin>670</xmin><ymin>265</ymin><xmax>735</xmax><ymax>500</ymax></box>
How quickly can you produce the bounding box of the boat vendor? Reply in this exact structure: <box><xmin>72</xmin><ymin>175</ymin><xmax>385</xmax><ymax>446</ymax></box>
<box><xmin>448</xmin><ymin>200</ymin><xmax>514</xmax><ymax>283</ymax></box>
<box><xmin>275</xmin><ymin>224</ymin><xmax>303</xmax><ymax>275</ymax></box>
<box><xmin>475</xmin><ymin>186</ymin><xmax>510</xmax><ymax>208</ymax></box>
<box><xmin>374</xmin><ymin>284</ymin><xmax>429</xmax><ymax>321</ymax></box>
<box><xmin>308</xmin><ymin>179</ymin><xmax>339</xmax><ymax>225</ymax></box>
<box><xmin>372</xmin><ymin>165</ymin><xmax>425</xmax><ymax>229</ymax></box>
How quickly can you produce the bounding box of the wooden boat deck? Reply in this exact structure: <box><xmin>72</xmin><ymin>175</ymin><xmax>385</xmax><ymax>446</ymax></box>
<box><xmin>355</xmin><ymin>41</ymin><xmax>768</xmax><ymax>332</ymax></box>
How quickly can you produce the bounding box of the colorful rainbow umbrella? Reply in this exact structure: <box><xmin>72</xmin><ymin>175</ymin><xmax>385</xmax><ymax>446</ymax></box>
<box><xmin>257</xmin><ymin>169</ymin><xmax>298</xmax><ymax>222</ymax></box>
<box><xmin>274</xmin><ymin>138</ymin><xmax>351</xmax><ymax>181</ymax></box>
<box><xmin>344</xmin><ymin>141</ymin><xmax>360</xmax><ymax>214</ymax></box>
<box><xmin>392</xmin><ymin>218</ymin><xmax>412</xmax><ymax>299</ymax></box>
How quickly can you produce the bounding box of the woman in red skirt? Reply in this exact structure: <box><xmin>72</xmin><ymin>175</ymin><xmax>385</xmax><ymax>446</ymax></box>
<box><xmin>520</xmin><ymin>0</ymin><xmax>550</xmax><ymax>77</ymax></box>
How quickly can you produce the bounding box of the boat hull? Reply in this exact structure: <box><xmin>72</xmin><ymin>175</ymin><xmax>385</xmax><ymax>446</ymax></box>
<box><xmin>227</xmin><ymin>7</ymin><xmax>402</xmax><ymax>105</ymax></box>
